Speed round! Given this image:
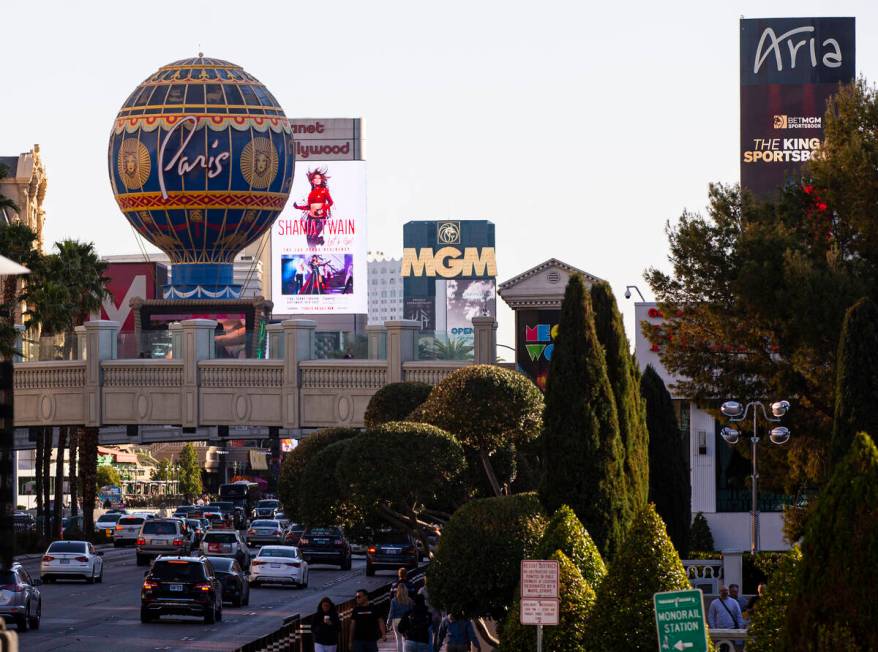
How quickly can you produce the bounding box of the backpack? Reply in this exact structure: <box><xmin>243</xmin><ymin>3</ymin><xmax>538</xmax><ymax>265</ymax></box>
<box><xmin>399</xmin><ymin>608</ymin><xmax>432</xmax><ymax>642</ymax></box>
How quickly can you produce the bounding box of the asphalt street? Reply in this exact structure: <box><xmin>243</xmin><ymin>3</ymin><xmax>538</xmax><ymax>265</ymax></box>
<box><xmin>15</xmin><ymin>546</ymin><xmax>396</xmax><ymax>651</ymax></box>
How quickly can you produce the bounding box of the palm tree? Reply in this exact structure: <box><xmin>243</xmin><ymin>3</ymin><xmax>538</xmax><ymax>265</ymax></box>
<box><xmin>431</xmin><ymin>336</ymin><xmax>474</xmax><ymax>360</ymax></box>
<box><xmin>0</xmin><ymin>222</ymin><xmax>41</xmax><ymax>358</ymax></box>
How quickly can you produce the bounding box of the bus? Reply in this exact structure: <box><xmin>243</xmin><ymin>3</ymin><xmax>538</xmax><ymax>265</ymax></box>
<box><xmin>219</xmin><ymin>481</ymin><xmax>262</xmax><ymax>517</ymax></box>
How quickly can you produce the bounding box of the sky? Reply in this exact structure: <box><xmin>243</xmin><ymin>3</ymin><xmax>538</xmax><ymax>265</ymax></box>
<box><xmin>2</xmin><ymin>0</ymin><xmax>876</xmax><ymax>350</ymax></box>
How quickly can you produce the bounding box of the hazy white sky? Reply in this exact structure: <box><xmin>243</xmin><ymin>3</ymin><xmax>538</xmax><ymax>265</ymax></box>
<box><xmin>2</xmin><ymin>0</ymin><xmax>875</xmax><ymax>348</ymax></box>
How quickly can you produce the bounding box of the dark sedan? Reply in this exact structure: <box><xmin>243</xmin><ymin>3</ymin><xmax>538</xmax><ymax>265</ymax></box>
<box><xmin>299</xmin><ymin>527</ymin><xmax>352</xmax><ymax>570</ymax></box>
<box><xmin>366</xmin><ymin>531</ymin><xmax>419</xmax><ymax>576</ymax></box>
<box><xmin>205</xmin><ymin>557</ymin><xmax>249</xmax><ymax>607</ymax></box>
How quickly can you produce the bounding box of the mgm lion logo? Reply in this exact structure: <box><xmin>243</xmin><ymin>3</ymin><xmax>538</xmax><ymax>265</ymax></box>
<box><xmin>117</xmin><ymin>139</ymin><xmax>151</xmax><ymax>189</ymax></box>
<box><xmin>437</xmin><ymin>221</ymin><xmax>461</xmax><ymax>245</ymax></box>
<box><xmin>240</xmin><ymin>137</ymin><xmax>279</xmax><ymax>189</ymax></box>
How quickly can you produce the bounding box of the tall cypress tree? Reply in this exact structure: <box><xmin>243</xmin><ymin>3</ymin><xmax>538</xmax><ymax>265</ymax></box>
<box><xmin>591</xmin><ymin>282</ymin><xmax>649</xmax><ymax>523</ymax></box>
<box><xmin>641</xmin><ymin>364</ymin><xmax>691</xmax><ymax>556</ymax></box>
<box><xmin>540</xmin><ymin>274</ymin><xmax>626</xmax><ymax>559</ymax></box>
<box><xmin>829</xmin><ymin>297</ymin><xmax>878</xmax><ymax>468</ymax></box>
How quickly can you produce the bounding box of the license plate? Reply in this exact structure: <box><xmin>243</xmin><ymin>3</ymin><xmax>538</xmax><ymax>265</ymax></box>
<box><xmin>60</xmin><ymin>559</ymin><xmax>70</xmax><ymax>564</ymax></box>
<box><xmin>270</xmin><ymin>564</ymin><xmax>280</xmax><ymax>568</ymax></box>
<box><xmin>386</xmin><ymin>548</ymin><xmax>400</xmax><ymax>554</ymax></box>
<box><xmin>151</xmin><ymin>539</ymin><xmax>164</xmax><ymax>545</ymax></box>
<box><xmin>170</xmin><ymin>584</ymin><xmax>183</xmax><ymax>592</ymax></box>
<box><xmin>315</xmin><ymin>539</ymin><xmax>328</xmax><ymax>545</ymax></box>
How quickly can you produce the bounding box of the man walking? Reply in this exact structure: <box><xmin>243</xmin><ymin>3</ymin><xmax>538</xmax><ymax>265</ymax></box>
<box><xmin>708</xmin><ymin>585</ymin><xmax>743</xmax><ymax>630</ymax></box>
<box><xmin>350</xmin><ymin>589</ymin><xmax>386</xmax><ymax>652</ymax></box>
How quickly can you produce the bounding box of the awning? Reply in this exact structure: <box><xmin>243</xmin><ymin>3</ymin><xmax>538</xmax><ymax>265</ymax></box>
<box><xmin>249</xmin><ymin>450</ymin><xmax>268</xmax><ymax>471</ymax></box>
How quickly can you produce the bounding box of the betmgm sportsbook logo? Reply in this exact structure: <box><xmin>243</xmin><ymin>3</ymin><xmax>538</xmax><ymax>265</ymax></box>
<box><xmin>773</xmin><ymin>115</ymin><xmax>822</xmax><ymax>130</ymax></box>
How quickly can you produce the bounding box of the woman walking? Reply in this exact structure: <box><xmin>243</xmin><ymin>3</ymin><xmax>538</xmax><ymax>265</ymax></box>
<box><xmin>311</xmin><ymin>596</ymin><xmax>341</xmax><ymax>652</ymax></box>
<box><xmin>387</xmin><ymin>583</ymin><xmax>414</xmax><ymax>652</ymax></box>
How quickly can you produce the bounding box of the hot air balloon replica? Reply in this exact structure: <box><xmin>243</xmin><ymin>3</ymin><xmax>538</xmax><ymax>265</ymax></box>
<box><xmin>108</xmin><ymin>56</ymin><xmax>294</xmax><ymax>300</ymax></box>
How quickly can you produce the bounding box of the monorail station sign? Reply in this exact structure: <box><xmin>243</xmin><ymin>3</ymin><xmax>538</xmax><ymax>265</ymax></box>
<box><xmin>653</xmin><ymin>589</ymin><xmax>708</xmax><ymax>652</ymax></box>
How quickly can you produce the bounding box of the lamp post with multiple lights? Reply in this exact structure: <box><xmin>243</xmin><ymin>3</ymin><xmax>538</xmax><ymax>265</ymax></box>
<box><xmin>719</xmin><ymin>399</ymin><xmax>791</xmax><ymax>555</ymax></box>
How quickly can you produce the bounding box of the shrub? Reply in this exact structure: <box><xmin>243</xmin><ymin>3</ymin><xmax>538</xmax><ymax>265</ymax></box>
<box><xmin>428</xmin><ymin>493</ymin><xmax>547</xmax><ymax>619</ymax></box>
<box><xmin>746</xmin><ymin>547</ymin><xmax>801</xmax><ymax>652</ymax></box>
<box><xmin>364</xmin><ymin>381</ymin><xmax>433</xmax><ymax>429</ymax></box>
<box><xmin>586</xmin><ymin>504</ymin><xmax>692</xmax><ymax>652</ymax></box>
<box><xmin>499</xmin><ymin>550</ymin><xmax>595</xmax><ymax>652</ymax></box>
<box><xmin>298</xmin><ymin>439</ymin><xmax>359</xmax><ymax>528</ymax></box>
<box><xmin>688</xmin><ymin>512</ymin><xmax>715</xmax><ymax>552</ymax></box>
<box><xmin>535</xmin><ymin>505</ymin><xmax>606</xmax><ymax>587</ymax></box>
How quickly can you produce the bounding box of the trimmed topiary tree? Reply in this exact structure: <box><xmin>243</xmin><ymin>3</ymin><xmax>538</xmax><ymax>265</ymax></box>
<box><xmin>591</xmin><ymin>281</ymin><xmax>649</xmax><ymax>524</ymax></box>
<box><xmin>428</xmin><ymin>493</ymin><xmax>547</xmax><ymax>619</ymax></box>
<box><xmin>535</xmin><ymin>504</ymin><xmax>606</xmax><ymax>587</ymax></box>
<box><xmin>746</xmin><ymin>546</ymin><xmax>801</xmax><ymax>652</ymax></box>
<box><xmin>586</xmin><ymin>504</ymin><xmax>693</xmax><ymax>651</ymax></box>
<box><xmin>413</xmin><ymin>365</ymin><xmax>544</xmax><ymax>496</ymax></box>
<box><xmin>688</xmin><ymin>512</ymin><xmax>714</xmax><ymax>552</ymax></box>
<box><xmin>364</xmin><ymin>381</ymin><xmax>433</xmax><ymax>429</ymax></box>
<box><xmin>278</xmin><ymin>427</ymin><xmax>359</xmax><ymax>521</ymax></box>
<box><xmin>641</xmin><ymin>364</ymin><xmax>691</xmax><ymax>556</ymax></box>
<box><xmin>783</xmin><ymin>432</ymin><xmax>878</xmax><ymax>651</ymax></box>
<box><xmin>829</xmin><ymin>297</ymin><xmax>878</xmax><ymax>468</ymax></box>
<box><xmin>499</xmin><ymin>550</ymin><xmax>595</xmax><ymax>652</ymax></box>
<box><xmin>540</xmin><ymin>274</ymin><xmax>627</xmax><ymax>559</ymax></box>
<box><xmin>298</xmin><ymin>439</ymin><xmax>360</xmax><ymax>528</ymax></box>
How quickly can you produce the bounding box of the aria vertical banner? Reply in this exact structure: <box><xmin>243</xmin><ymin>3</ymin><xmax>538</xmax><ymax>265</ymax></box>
<box><xmin>740</xmin><ymin>17</ymin><xmax>855</xmax><ymax>197</ymax></box>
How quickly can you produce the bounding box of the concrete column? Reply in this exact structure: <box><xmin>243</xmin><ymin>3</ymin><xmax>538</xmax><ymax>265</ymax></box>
<box><xmin>13</xmin><ymin>324</ymin><xmax>25</xmax><ymax>363</ymax></box>
<box><xmin>266</xmin><ymin>323</ymin><xmax>284</xmax><ymax>360</ymax></box>
<box><xmin>722</xmin><ymin>550</ymin><xmax>745</xmax><ymax>591</ymax></box>
<box><xmin>82</xmin><ymin>320</ymin><xmax>119</xmax><ymax>427</ymax></box>
<box><xmin>366</xmin><ymin>324</ymin><xmax>387</xmax><ymax>360</ymax></box>
<box><xmin>385</xmin><ymin>320</ymin><xmax>420</xmax><ymax>383</ymax></box>
<box><xmin>179</xmin><ymin>319</ymin><xmax>216</xmax><ymax>429</ymax></box>
<box><xmin>472</xmin><ymin>316</ymin><xmax>498</xmax><ymax>365</ymax></box>
<box><xmin>74</xmin><ymin>325</ymin><xmax>87</xmax><ymax>361</ymax></box>
<box><xmin>281</xmin><ymin>320</ymin><xmax>315</xmax><ymax>429</ymax></box>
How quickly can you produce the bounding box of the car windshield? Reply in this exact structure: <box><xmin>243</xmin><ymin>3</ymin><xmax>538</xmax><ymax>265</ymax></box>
<box><xmin>119</xmin><ymin>517</ymin><xmax>144</xmax><ymax>526</ymax></box>
<box><xmin>207</xmin><ymin>558</ymin><xmax>234</xmax><ymax>571</ymax></box>
<box><xmin>375</xmin><ymin>532</ymin><xmax>411</xmax><ymax>544</ymax></box>
<box><xmin>48</xmin><ymin>541</ymin><xmax>87</xmax><ymax>553</ymax></box>
<box><xmin>0</xmin><ymin>571</ymin><xmax>18</xmax><ymax>587</ymax></box>
<box><xmin>257</xmin><ymin>500</ymin><xmax>278</xmax><ymax>508</ymax></box>
<box><xmin>142</xmin><ymin>522</ymin><xmax>178</xmax><ymax>535</ymax></box>
<box><xmin>97</xmin><ymin>514</ymin><xmax>122</xmax><ymax>523</ymax></box>
<box><xmin>252</xmin><ymin>520</ymin><xmax>279</xmax><ymax>528</ymax></box>
<box><xmin>204</xmin><ymin>532</ymin><xmax>237</xmax><ymax>543</ymax></box>
<box><xmin>186</xmin><ymin>520</ymin><xmax>203</xmax><ymax>528</ymax></box>
<box><xmin>258</xmin><ymin>548</ymin><xmax>297</xmax><ymax>558</ymax></box>
<box><xmin>307</xmin><ymin>527</ymin><xmax>340</xmax><ymax>537</ymax></box>
<box><xmin>151</xmin><ymin>561</ymin><xmax>207</xmax><ymax>582</ymax></box>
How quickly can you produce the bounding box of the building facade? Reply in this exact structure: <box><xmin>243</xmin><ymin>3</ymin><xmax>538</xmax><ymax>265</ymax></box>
<box><xmin>367</xmin><ymin>253</ymin><xmax>403</xmax><ymax>324</ymax></box>
<box><xmin>0</xmin><ymin>145</ymin><xmax>48</xmax><ymax>248</ymax></box>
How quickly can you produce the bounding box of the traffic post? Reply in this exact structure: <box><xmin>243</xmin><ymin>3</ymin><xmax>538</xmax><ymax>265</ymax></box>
<box><xmin>520</xmin><ymin>560</ymin><xmax>560</xmax><ymax>652</ymax></box>
<box><xmin>653</xmin><ymin>589</ymin><xmax>709</xmax><ymax>652</ymax></box>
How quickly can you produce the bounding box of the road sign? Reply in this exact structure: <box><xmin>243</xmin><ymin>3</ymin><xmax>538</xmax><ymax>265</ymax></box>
<box><xmin>520</xmin><ymin>598</ymin><xmax>560</xmax><ymax>625</ymax></box>
<box><xmin>653</xmin><ymin>589</ymin><xmax>709</xmax><ymax>652</ymax></box>
<box><xmin>521</xmin><ymin>559</ymin><xmax>559</xmax><ymax>599</ymax></box>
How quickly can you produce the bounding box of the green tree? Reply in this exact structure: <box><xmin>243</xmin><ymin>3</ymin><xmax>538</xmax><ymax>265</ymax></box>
<box><xmin>96</xmin><ymin>464</ymin><xmax>121</xmax><ymax>489</ymax></box>
<box><xmin>413</xmin><ymin>365</ymin><xmax>543</xmax><ymax>497</ymax></box>
<box><xmin>747</xmin><ymin>547</ymin><xmax>801</xmax><ymax>652</ymax></box>
<box><xmin>591</xmin><ymin>281</ymin><xmax>649</xmax><ymax>521</ymax></box>
<box><xmin>540</xmin><ymin>274</ymin><xmax>627</xmax><ymax>559</ymax></box>
<box><xmin>277</xmin><ymin>427</ymin><xmax>359</xmax><ymax>520</ymax></box>
<box><xmin>363</xmin><ymin>382</ymin><xmax>432</xmax><ymax>429</ymax></box>
<box><xmin>586</xmin><ymin>504</ymin><xmax>695</xmax><ymax>652</ymax></box>
<box><xmin>829</xmin><ymin>297</ymin><xmax>878</xmax><ymax>468</ymax></box>
<box><xmin>535</xmin><ymin>504</ymin><xmax>606</xmax><ymax>587</ymax></box>
<box><xmin>0</xmin><ymin>222</ymin><xmax>40</xmax><ymax>357</ymax></box>
<box><xmin>151</xmin><ymin>458</ymin><xmax>173</xmax><ymax>481</ymax></box>
<box><xmin>688</xmin><ymin>512</ymin><xmax>714</xmax><ymax>552</ymax></box>
<box><xmin>178</xmin><ymin>443</ymin><xmax>202</xmax><ymax>497</ymax></box>
<box><xmin>298</xmin><ymin>439</ymin><xmax>361</xmax><ymax>532</ymax></box>
<box><xmin>499</xmin><ymin>550</ymin><xmax>595</xmax><ymax>652</ymax></box>
<box><xmin>783</xmin><ymin>432</ymin><xmax>878</xmax><ymax>651</ymax></box>
<box><xmin>428</xmin><ymin>493</ymin><xmax>547</xmax><ymax>619</ymax></box>
<box><xmin>641</xmin><ymin>364</ymin><xmax>691</xmax><ymax>555</ymax></box>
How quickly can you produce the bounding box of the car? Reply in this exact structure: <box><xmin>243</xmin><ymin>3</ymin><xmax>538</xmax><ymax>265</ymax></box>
<box><xmin>253</xmin><ymin>499</ymin><xmax>279</xmax><ymax>520</ymax></box>
<box><xmin>366</xmin><ymin>531</ymin><xmax>419</xmax><ymax>576</ymax></box>
<box><xmin>115</xmin><ymin>515</ymin><xmax>148</xmax><ymax>547</ymax></box>
<box><xmin>299</xmin><ymin>526</ymin><xmax>352</xmax><ymax>570</ymax></box>
<box><xmin>205</xmin><ymin>557</ymin><xmax>250</xmax><ymax>607</ymax></box>
<box><xmin>140</xmin><ymin>556</ymin><xmax>223</xmax><ymax>624</ymax></box>
<box><xmin>40</xmin><ymin>540</ymin><xmax>104</xmax><ymax>583</ymax></box>
<box><xmin>206</xmin><ymin>502</ymin><xmax>240</xmax><ymax>528</ymax></box>
<box><xmin>249</xmin><ymin>546</ymin><xmax>308</xmax><ymax>589</ymax></box>
<box><xmin>136</xmin><ymin>519</ymin><xmax>192</xmax><ymax>565</ymax></box>
<box><xmin>245</xmin><ymin>519</ymin><xmax>286</xmax><ymax>547</ymax></box>
<box><xmin>274</xmin><ymin>512</ymin><xmax>290</xmax><ymax>529</ymax></box>
<box><xmin>61</xmin><ymin>515</ymin><xmax>84</xmax><ymax>539</ymax></box>
<box><xmin>186</xmin><ymin>519</ymin><xmax>208</xmax><ymax>546</ymax></box>
<box><xmin>283</xmin><ymin>523</ymin><xmax>305</xmax><ymax>546</ymax></box>
<box><xmin>13</xmin><ymin>512</ymin><xmax>36</xmax><ymax>534</ymax></box>
<box><xmin>95</xmin><ymin>512</ymin><xmax>124</xmax><ymax>540</ymax></box>
<box><xmin>203</xmin><ymin>511</ymin><xmax>227</xmax><ymax>530</ymax></box>
<box><xmin>105</xmin><ymin>508</ymin><xmax>128</xmax><ymax>515</ymax></box>
<box><xmin>0</xmin><ymin>564</ymin><xmax>42</xmax><ymax>632</ymax></box>
<box><xmin>200</xmin><ymin>529</ymin><xmax>250</xmax><ymax>570</ymax></box>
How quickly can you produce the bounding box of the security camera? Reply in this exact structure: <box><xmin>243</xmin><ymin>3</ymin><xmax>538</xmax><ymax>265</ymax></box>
<box><xmin>624</xmin><ymin>288</ymin><xmax>631</xmax><ymax>299</ymax></box>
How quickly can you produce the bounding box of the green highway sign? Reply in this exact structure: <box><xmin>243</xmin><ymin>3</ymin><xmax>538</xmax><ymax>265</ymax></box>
<box><xmin>653</xmin><ymin>589</ymin><xmax>709</xmax><ymax>652</ymax></box>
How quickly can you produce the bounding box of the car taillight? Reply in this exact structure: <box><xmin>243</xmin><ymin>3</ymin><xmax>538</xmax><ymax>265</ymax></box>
<box><xmin>194</xmin><ymin>583</ymin><xmax>211</xmax><ymax>592</ymax></box>
<box><xmin>247</xmin><ymin>529</ymin><xmax>255</xmax><ymax>535</ymax></box>
<box><xmin>250</xmin><ymin>560</ymin><xmax>263</xmax><ymax>566</ymax></box>
<box><xmin>42</xmin><ymin>555</ymin><xmax>54</xmax><ymax>562</ymax></box>
<box><xmin>367</xmin><ymin>547</ymin><xmax>376</xmax><ymax>554</ymax></box>
<box><xmin>172</xmin><ymin>538</ymin><xmax>184</xmax><ymax>546</ymax></box>
<box><xmin>299</xmin><ymin>538</ymin><xmax>309</xmax><ymax>545</ymax></box>
<box><xmin>137</xmin><ymin>537</ymin><xmax>145</xmax><ymax>546</ymax></box>
<box><xmin>115</xmin><ymin>525</ymin><xmax>124</xmax><ymax>531</ymax></box>
<box><xmin>75</xmin><ymin>556</ymin><xmax>89</xmax><ymax>562</ymax></box>
<box><xmin>142</xmin><ymin>579</ymin><xmax>159</xmax><ymax>590</ymax></box>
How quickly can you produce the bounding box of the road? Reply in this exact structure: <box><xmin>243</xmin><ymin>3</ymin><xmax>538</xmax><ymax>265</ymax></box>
<box><xmin>16</xmin><ymin>546</ymin><xmax>397</xmax><ymax>651</ymax></box>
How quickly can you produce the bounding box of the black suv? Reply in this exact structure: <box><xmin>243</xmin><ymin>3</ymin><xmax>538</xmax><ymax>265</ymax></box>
<box><xmin>140</xmin><ymin>556</ymin><xmax>223</xmax><ymax>624</ymax></box>
<box><xmin>366</xmin><ymin>531</ymin><xmax>419</xmax><ymax>576</ymax></box>
<box><xmin>299</xmin><ymin>526</ymin><xmax>352</xmax><ymax>570</ymax></box>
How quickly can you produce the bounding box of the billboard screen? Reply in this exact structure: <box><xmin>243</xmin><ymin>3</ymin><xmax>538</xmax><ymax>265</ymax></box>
<box><xmin>99</xmin><ymin>262</ymin><xmax>167</xmax><ymax>332</ymax></box>
<box><xmin>270</xmin><ymin>160</ymin><xmax>367</xmax><ymax>314</ymax></box>
<box><xmin>740</xmin><ymin>17</ymin><xmax>855</xmax><ymax>197</ymax></box>
<box><xmin>515</xmin><ymin>309</ymin><xmax>560</xmax><ymax>392</ymax></box>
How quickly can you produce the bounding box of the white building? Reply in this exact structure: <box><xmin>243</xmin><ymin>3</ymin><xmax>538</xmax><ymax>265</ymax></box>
<box><xmin>367</xmin><ymin>252</ymin><xmax>403</xmax><ymax>324</ymax></box>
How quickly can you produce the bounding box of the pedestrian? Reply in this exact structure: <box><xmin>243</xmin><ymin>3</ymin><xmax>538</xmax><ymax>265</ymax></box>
<box><xmin>311</xmin><ymin>596</ymin><xmax>341</xmax><ymax>652</ymax></box>
<box><xmin>350</xmin><ymin>588</ymin><xmax>386</xmax><ymax>652</ymax></box>
<box><xmin>743</xmin><ymin>583</ymin><xmax>766</xmax><ymax>622</ymax></box>
<box><xmin>418</xmin><ymin>577</ymin><xmax>442</xmax><ymax>652</ymax></box>
<box><xmin>391</xmin><ymin>567</ymin><xmax>416</xmax><ymax>598</ymax></box>
<box><xmin>708</xmin><ymin>585</ymin><xmax>743</xmax><ymax>630</ymax></box>
<box><xmin>728</xmin><ymin>584</ymin><xmax>748</xmax><ymax>612</ymax></box>
<box><xmin>436</xmin><ymin>612</ymin><xmax>481</xmax><ymax>652</ymax></box>
<box><xmin>387</xmin><ymin>583</ymin><xmax>414</xmax><ymax>652</ymax></box>
<box><xmin>398</xmin><ymin>594</ymin><xmax>433</xmax><ymax>652</ymax></box>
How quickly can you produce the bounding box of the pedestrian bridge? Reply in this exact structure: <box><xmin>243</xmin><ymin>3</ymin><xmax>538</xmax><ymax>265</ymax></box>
<box><xmin>12</xmin><ymin>317</ymin><xmax>498</xmax><ymax>448</ymax></box>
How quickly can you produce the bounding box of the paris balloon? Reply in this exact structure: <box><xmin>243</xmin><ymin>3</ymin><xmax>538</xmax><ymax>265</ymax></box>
<box><xmin>108</xmin><ymin>56</ymin><xmax>294</xmax><ymax>299</ymax></box>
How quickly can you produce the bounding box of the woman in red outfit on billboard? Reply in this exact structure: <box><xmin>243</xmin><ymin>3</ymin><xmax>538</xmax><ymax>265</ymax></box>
<box><xmin>293</xmin><ymin>167</ymin><xmax>333</xmax><ymax>247</ymax></box>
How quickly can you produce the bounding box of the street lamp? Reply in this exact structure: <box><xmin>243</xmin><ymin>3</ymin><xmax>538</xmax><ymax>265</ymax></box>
<box><xmin>719</xmin><ymin>399</ymin><xmax>791</xmax><ymax>555</ymax></box>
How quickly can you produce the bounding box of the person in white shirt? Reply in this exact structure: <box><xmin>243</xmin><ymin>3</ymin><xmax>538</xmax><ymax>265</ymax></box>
<box><xmin>708</xmin><ymin>585</ymin><xmax>743</xmax><ymax>630</ymax></box>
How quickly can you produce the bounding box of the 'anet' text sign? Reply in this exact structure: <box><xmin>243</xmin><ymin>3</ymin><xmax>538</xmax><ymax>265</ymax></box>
<box><xmin>521</xmin><ymin>559</ymin><xmax>559</xmax><ymax>599</ymax></box>
<box><xmin>653</xmin><ymin>589</ymin><xmax>708</xmax><ymax>652</ymax></box>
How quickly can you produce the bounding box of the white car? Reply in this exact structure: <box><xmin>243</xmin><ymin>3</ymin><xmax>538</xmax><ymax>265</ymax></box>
<box><xmin>40</xmin><ymin>540</ymin><xmax>104</xmax><ymax>583</ymax></box>
<box><xmin>249</xmin><ymin>546</ymin><xmax>308</xmax><ymax>589</ymax></box>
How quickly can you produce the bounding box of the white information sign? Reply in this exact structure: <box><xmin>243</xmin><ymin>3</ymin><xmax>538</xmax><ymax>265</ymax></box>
<box><xmin>521</xmin><ymin>559</ymin><xmax>560</xmax><ymax>599</ymax></box>
<box><xmin>520</xmin><ymin>598</ymin><xmax>560</xmax><ymax>626</ymax></box>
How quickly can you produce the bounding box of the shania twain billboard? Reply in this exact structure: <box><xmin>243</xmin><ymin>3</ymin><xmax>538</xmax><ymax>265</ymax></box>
<box><xmin>270</xmin><ymin>160</ymin><xmax>367</xmax><ymax>314</ymax></box>
<box><xmin>740</xmin><ymin>17</ymin><xmax>855</xmax><ymax>198</ymax></box>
